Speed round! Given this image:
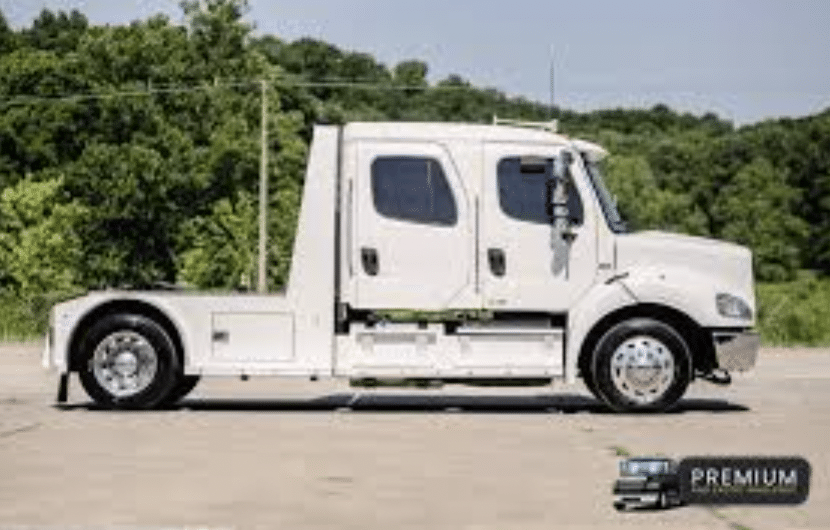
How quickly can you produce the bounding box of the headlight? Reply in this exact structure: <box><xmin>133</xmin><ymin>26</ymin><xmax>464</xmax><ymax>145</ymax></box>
<box><xmin>716</xmin><ymin>293</ymin><xmax>752</xmax><ymax>320</ymax></box>
<box><xmin>647</xmin><ymin>461</ymin><xmax>668</xmax><ymax>474</ymax></box>
<box><xmin>620</xmin><ymin>460</ymin><xmax>635</xmax><ymax>475</ymax></box>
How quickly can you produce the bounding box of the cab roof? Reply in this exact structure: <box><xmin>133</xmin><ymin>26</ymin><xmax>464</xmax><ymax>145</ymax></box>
<box><xmin>341</xmin><ymin>122</ymin><xmax>608</xmax><ymax>160</ymax></box>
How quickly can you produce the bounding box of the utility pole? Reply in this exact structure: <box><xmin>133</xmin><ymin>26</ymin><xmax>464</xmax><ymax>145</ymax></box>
<box><xmin>257</xmin><ymin>79</ymin><xmax>268</xmax><ymax>293</ymax></box>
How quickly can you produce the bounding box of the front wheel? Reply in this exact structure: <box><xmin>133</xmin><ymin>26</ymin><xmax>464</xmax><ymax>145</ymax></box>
<box><xmin>163</xmin><ymin>374</ymin><xmax>201</xmax><ymax>406</ymax></box>
<box><xmin>78</xmin><ymin>313</ymin><xmax>179</xmax><ymax>410</ymax></box>
<box><xmin>591</xmin><ymin>318</ymin><xmax>692</xmax><ymax>413</ymax></box>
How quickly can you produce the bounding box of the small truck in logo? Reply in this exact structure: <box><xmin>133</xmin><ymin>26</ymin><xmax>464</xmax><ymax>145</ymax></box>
<box><xmin>613</xmin><ymin>457</ymin><xmax>681</xmax><ymax>510</ymax></box>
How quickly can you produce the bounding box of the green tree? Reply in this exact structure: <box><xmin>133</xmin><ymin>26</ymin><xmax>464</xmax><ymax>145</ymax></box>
<box><xmin>77</xmin><ymin>15</ymin><xmax>193</xmax><ymax>85</ymax></box>
<box><xmin>175</xmin><ymin>87</ymin><xmax>307</xmax><ymax>290</ymax></box>
<box><xmin>0</xmin><ymin>9</ymin><xmax>18</xmax><ymax>55</ymax></box>
<box><xmin>181</xmin><ymin>0</ymin><xmax>253</xmax><ymax>78</ymax></box>
<box><xmin>713</xmin><ymin>157</ymin><xmax>807</xmax><ymax>281</ymax></box>
<box><xmin>0</xmin><ymin>47</ymin><xmax>94</xmax><ymax>178</ymax></box>
<box><xmin>178</xmin><ymin>191</ymin><xmax>257</xmax><ymax>289</ymax></box>
<box><xmin>22</xmin><ymin>9</ymin><xmax>88</xmax><ymax>54</ymax></box>
<box><xmin>0</xmin><ymin>175</ymin><xmax>87</xmax><ymax>296</ymax></box>
<box><xmin>394</xmin><ymin>60</ymin><xmax>427</xmax><ymax>87</ymax></box>
<box><xmin>603</xmin><ymin>154</ymin><xmax>708</xmax><ymax>235</ymax></box>
<box><xmin>65</xmin><ymin>142</ymin><xmax>201</xmax><ymax>286</ymax></box>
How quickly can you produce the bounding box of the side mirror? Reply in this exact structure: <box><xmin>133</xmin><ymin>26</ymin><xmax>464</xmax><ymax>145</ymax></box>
<box><xmin>547</xmin><ymin>152</ymin><xmax>572</xmax><ymax>224</ymax></box>
<box><xmin>552</xmin><ymin>151</ymin><xmax>573</xmax><ymax>181</ymax></box>
<box><xmin>549</xmin><ymin>151</ymin><xmax>574</xmax><ymax>277</ymax></box>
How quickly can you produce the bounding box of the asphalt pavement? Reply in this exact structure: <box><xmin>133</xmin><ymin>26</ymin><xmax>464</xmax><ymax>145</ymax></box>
<box><xmin>0</xmin><ymin>343</ymin><xmax>827</xmax><ymax>530</ymax></box>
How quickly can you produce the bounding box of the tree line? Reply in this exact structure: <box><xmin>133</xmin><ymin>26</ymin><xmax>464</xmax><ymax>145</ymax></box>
<box><xmin>0</xmin><ymin>0</ymin><xmax>829</xmax><ymax>321</ymax></box>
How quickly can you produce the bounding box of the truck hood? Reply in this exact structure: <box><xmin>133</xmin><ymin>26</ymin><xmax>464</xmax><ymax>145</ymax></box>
<box><xmin>616</xmin><ymin>231</ymin><xmax>755</xmax><ymax>305</ymax></box>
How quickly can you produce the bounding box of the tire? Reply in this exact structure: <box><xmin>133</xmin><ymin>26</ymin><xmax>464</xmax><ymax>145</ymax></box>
<box><xmin>591</xmin><ymin>318</ymin><xmax>692</xmax><ymax>413</ymax></box>
<box><xmin>580</xmin><ymin>354</ymin><xmax>601</xmax><ymax>400</ymax></box>
<box><xmin>77</xmin><ymin>313</ymin><xmax>179</xmax><ymax>410</ymax></box>
<box><xmin>163</xmin><ymin>374</ymin><xmax>201</xmax><ymax>406</ymax></box>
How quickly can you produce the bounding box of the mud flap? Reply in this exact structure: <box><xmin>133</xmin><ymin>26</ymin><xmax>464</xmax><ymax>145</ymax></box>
<box><xmin>56</xmin><ymin>373</ymin><xmax>68</xmax><ymax>403</ymax></box>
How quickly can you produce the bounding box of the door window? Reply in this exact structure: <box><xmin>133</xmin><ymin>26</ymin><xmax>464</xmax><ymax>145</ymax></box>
<box><xmin>371</xmin><ymin>156</ymin><xmax>457</xmax><ymax>226</ymax></box>
<box><xmin>497</xmin><ymin>157</ymin><xmax>583</xmax><ymax>225</ymax></box>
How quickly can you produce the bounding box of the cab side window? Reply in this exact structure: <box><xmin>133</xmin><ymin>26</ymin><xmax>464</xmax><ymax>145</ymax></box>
<box><xmin>497</xmin><ymin>157</ymin><xmax>583</xmax><ymax>225</ymax></box>
<box><xmin>372</xmin><ymin>156</ymin><xmax>458</xmax><ymax>226</ymax></box>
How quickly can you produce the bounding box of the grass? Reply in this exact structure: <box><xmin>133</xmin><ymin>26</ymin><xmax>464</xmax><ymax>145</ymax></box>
<box><xmin>0</xmin><ymin>295</ymin><xmax>44</xmax><ymax>341</ymax></box>
<box><xmin>609</xmin><ymin>445</ymin><xmax>632</xmax><ymax>457</ymax></box>
<box><xmin>0</xmin><ymin>291</ymin><xmax>73</xmax><ymax>342</ymax></box>
<box><xmin>756</xmin><ymin>272</ymin><xmax>830</xmax><ymax>346</ymax></box>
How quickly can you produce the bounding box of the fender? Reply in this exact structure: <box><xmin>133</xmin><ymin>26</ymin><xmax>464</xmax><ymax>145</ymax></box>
<box><xmin>47</xmin><ymin>288</ymin><xmax>310</xmax><ymax>376</ymax></box>
<box><xmin>565</xmin><ymin>265</ymin><xmax>727</xmax><ymax>384</ymax></box>
<box><xmin>46</xmin><ymin>291</ymin><xmax>195</xmax><ymax>374</ymax></box>
<box><xmin>565</xmin><ymin>280</ymin><xmax>636</xmax><ymax>384</ymax></box>
<box><xmin>619</xmin><ymin>265</ymin><xmax>730</xmax><ymax>326</ymax></box>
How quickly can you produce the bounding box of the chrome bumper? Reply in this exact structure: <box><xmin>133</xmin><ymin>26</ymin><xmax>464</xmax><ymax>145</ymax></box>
<box><xmin>613</xmin><ymin>492</ymin><xmax>659</xmax><ymax>508</ymax></box>
<box><xmin>713</xmin><ymin>331</ymin><xmax>760</xmax><ymax>372</ymax></box>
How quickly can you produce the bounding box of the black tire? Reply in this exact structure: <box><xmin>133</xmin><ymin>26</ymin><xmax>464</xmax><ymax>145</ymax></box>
<box><xmin>77</xmin><ymin>313</ymin><xmax>179</xmax><ymax>410</ymax></box>
<box><xmin>163</xmin><ymin>374</ymin><xmax>201</xmax><ymax>406</ymax></box>
<box><xmin>580</xmin><ymin>354</ymin><xmax>601</xmax><ymax>400</ymax></box>
<box><xmin>591</xmin><ymin>318</ymin><xmax>692</xmax><ymax>413</ymax></box>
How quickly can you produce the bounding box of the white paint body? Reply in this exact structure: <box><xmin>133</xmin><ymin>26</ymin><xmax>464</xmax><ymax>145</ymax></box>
<box><xmin>44</xmin><ymin>123</ymin><xmax>756</xmax><ymax>385</ymax></box>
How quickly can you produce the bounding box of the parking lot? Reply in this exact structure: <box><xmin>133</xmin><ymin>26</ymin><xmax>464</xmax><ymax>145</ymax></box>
<box><xmin>1</xmin><ymin>342</ymin><xmax>828</xmax><ymax>530</ymax></box>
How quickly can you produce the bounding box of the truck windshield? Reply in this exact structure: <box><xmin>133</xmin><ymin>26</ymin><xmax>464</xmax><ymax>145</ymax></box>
<box><xmin>581</xmin><ymin>154</ymin><xmax>628</xmax><ymax>233</ymax></box>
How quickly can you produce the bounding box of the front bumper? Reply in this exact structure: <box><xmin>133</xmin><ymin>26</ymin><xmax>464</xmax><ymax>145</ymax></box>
<box><xmin>713</xmin><ymin>331</ymin><xmax>760</xmax><ymax>372</ymax></box>
<box><xmin>614</xmin><ymin>492</ymin><xmax>659</xmax><ymax>508</ymax></box>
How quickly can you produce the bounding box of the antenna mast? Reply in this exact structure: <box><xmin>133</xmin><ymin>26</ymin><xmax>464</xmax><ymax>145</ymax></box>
<box><xmin>549</xmin><ymin>45</ymin><xmax>555</xmax><ymax>121</ymax></box>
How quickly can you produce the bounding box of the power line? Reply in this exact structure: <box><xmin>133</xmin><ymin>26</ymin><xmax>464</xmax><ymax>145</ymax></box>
<box><xmin>0</xmin><ymin>76</ymin><xmax>484</xmax><ymax>107</ymax></box>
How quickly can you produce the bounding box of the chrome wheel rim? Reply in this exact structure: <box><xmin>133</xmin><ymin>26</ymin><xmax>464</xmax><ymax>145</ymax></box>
<box><xmin>610</xmin><ymin>335</ymin><xmax>674</xmax><ymax>404</ymax></box>
<box><xmin>92</xmin><ymin>331</ymin><xmax>158</xmax><ymax>398</ymax></box>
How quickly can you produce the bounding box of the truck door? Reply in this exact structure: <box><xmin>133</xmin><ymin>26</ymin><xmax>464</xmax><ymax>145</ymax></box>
<box><xmin>352</xmin><ymin>141</ymin><xmax>471</xmax><ymax>309</ymax></box>
<box><xmin>480</xmin><ymin>143</ymin><xmax>598</xmax><ymax>311</ymax></box>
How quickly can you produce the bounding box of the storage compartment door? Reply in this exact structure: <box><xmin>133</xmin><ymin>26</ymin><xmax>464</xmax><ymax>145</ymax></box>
<box><xmin>211</xmin><ymin>312</ymin><xmax>295</xmax><ymax>363</ymax></box>
<box><xmin>454</xmin><ymin>328</ymin><xmax>564</xmax><ymax>375</ymax></box>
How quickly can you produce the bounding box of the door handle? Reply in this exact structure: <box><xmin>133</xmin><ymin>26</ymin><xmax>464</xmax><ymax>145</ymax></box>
<box><xmin>361</xmin><ymin>247</ymin><xmax>379</xmax><ymax>276</ymax></box>
<box><xmin>488</xmin><ymin>248</ymin><xmax>506</xmax><ymax>277</ymax></box>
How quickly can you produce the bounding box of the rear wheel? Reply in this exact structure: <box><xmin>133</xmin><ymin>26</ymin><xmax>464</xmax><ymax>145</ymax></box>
<box><xmin>591</xmin><ymin>318</ymin><xmax>692</xmax><ymax>413</ymax></box>
<box><xmin>77</xmin><ymin>313</ymin><xmax>179</xmax><ymax>410</ymax></box>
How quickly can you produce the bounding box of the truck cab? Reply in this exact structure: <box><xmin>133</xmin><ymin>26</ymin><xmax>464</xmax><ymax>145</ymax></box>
<box><xmin>44</xmin><ymin>121</ymin><xmax>759</xmax><ymax>412</ymax></box>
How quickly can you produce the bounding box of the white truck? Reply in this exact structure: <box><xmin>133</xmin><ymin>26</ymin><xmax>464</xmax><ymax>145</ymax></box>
<box><xmin>43</xmin><ymin>121</ymin><xmax>760</xmax><ymax>412</ymax></box>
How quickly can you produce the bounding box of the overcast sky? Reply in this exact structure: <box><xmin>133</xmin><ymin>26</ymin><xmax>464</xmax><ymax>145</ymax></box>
<box><xmin>3</xmin><ymin>0</ymin><xmax>829</xmax><ymax>124</ymax></box>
